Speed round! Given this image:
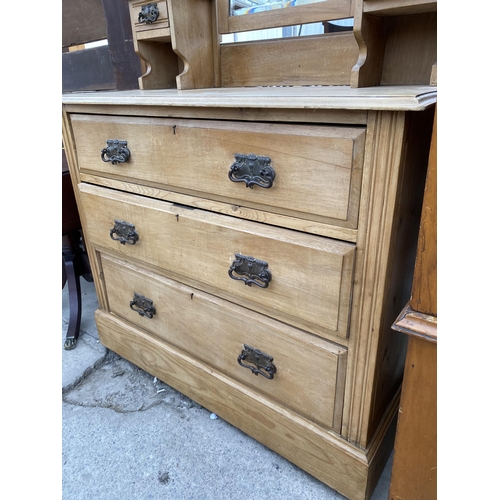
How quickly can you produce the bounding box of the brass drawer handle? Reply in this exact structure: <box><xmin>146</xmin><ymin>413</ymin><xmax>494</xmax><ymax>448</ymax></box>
<box><xmin>130</xmin><ymin>293</ymin><xmax>156</xmax><ymax>319</ymax></box>
<box><xmin>228</xmin><ymin>253</ymin><xmax>272</xmax><ymax>288</ymax></box>
<box><xmin>138</xmin><ymin>3</ymin><xmax>159</xmax><ymax>24</ymax></box>
<box><xmin>101</xmin><ymin>139</ymin><xmax>130</xmax><ymax>165</ymax></box>
<box><xmin>229</xmin><ymin>153</ymin><xmax>276</xmax><ymax>189</ymax></box>
<box><xmin>238</xmin><ymin>344</ymin><xmax>276</xmax><ymax>379</ymax></box>
<box><xmin>110</xmin><ymin>220</ymin><xmax>139</xmax><ymax>245</ymax></box>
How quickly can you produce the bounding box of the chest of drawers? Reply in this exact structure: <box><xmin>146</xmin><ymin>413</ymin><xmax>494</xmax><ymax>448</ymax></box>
<box><xmin>62</xmin><ymin>85</ymin><xmax>436</xmax><ymax>500</ymax></box>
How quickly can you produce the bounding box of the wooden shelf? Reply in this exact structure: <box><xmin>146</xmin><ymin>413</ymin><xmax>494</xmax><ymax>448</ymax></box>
<box><xmin>363</xmin><ymin>0</ymin><xmax>437</xmax><ymax>16</ymax></box>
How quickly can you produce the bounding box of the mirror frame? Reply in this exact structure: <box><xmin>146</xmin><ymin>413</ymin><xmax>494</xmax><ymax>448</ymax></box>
<box><xmin>217</xmin><ymin>0</ymin><xmax>354</xmax><ymax>34</ymax></box>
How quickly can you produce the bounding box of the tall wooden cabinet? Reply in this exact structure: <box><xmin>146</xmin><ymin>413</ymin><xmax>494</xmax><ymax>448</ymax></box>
<box><xmin>63</xmin><ymin>2</ymin><xmax>437</xmax><ymax>499</ymax></box>
<box><xmin>389</xmin><ymin>107</ymin><xmax>437</xmax><ymax>500</ymax></box>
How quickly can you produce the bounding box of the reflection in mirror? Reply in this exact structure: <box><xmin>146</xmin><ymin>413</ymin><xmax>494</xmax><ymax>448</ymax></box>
<box><xmin>221</xmin><ymin>18</ymin><xmax>353</xmax><ymax>44</ymax></box>
<box><xmin>230</xmin><ymin>0</ymin><xmax>329</xmax><ymax>17</ymax></box>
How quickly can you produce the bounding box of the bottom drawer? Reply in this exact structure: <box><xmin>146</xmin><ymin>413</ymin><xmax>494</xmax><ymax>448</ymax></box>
<box><xmin>100</xmin><ymin>253</ymin><xmax>347</xmax><ymax>431</ymax></box>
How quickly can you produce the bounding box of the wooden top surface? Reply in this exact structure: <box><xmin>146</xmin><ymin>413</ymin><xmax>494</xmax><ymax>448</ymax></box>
<box><xmin>62</xmin><ymin>85</ymin><xmax>437</xmax><ymax>111</ymax></box>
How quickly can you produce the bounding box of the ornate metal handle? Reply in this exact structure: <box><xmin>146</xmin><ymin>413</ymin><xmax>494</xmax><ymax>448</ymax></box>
<box><xmin>130</xmin><ymin>293</ymin><xmax>156</xmax><ymax>319</ymax></box>
<box><xmin>228</xmin><ymin>253</ymin><xmax>272</xmax><ymax>288</ymax></box>
<box><xmin>138</xmin><ymin>3</ymin><xmax>159</xmax><ymax>24</ymax></box>
<box><xmin>238</xmin><ymin>345</ymin><xmax>276</xmax><ymax>379</ymax></box>
<box><xmin>101</xmin><ymin>139</ymin><xmax>130</xmax><ymax>165</ymax></box>
<box><xmin>110</xmin><ymin>220</ymin><xmax>139</xmax><ymax>245</ymax></box>
<box><xmin>229</xmin><ymin>153</ymin><xmax>276</xmax><ymax>189</ymax></box>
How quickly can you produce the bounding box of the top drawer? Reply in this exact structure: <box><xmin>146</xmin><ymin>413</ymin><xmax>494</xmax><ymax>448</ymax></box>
<box><xmin>71</xmin><ymin>114</ymin><xmax>365</xmax><ymax>229</ymax></box>
<box><xmin>129</xmin><ymin>1</ymin><xmax>169</xmax><ymax>40</ymax></box>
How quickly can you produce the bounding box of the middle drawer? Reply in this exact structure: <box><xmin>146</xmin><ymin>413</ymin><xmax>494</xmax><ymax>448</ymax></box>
<box><xmin>79</xmin><ymin>183</ymin><xmax>355</xmax><ymax>342</ymax></box>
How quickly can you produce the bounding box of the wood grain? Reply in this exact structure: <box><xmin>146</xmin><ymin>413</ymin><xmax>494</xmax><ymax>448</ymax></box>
<box><xmin>102</xmin><ymin>253</ymin><xmax>346</xmax><ymax>429</ymax></box>
<box><xmin>79</xmin><ymin>183</ymin><xmax>355</xmax><ymax>343</ymax></box>
<box><xmin>70</xmin><ymin>114</ymin><xmax>365</xmax><ymax>228</ymax></box>
<box><xmin>221</xmin><ymin>32</ymin><xmax>359</xmax><ymax>87</ymax></box>
<box><xmin>79</xmin><ymin>173</ymin><xmax>360</xmax><ymax>242</ymax></box>
<box><xmin>388</xmin><ymin>335</ymin><xmax>437</xmax><ymax>500</ymax></box>
<box><xmin>225</xmin><ymin>0</ymin><xmax>353</xmax><ymax>33</ymax></box>
<box><xmin>167</xmin><ymin>0</ymin><xmax>215</xmax><ymax>89</ymax></box>
<box><xmin>61</xmin><ymin>85</ymin><xmax>438</xmax><ymax>111</ymax></box>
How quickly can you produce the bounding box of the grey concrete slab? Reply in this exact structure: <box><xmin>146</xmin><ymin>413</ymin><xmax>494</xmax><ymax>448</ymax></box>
<box><xmin>62</xmin><ymin>278</ymin><xmax>393</xmax><ymax>500</ymax></box>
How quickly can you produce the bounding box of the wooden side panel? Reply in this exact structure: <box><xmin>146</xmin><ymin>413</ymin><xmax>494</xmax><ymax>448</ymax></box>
<box><xmin>221</xmin><ymin>32</ymin><xmax>359</xmax><ymax>87</ymax></box>
<box><xmin>410</xmin><ymin>107</ymin><xmax>437</xmax><ymax>316</ymax></box>
<box><xmin>342</xmin><ymin>107</ymin><xmax>434</xmax><ymax>448</ymax></box>
<box><xmin>168</xmin><ymin>0</ymin><xmax>215</xmax><ymax>89</ymax></box>
<box><xmin>366</xmin><ymin>107</ymin><xmax>434</xmax><ymax>441</ymax></box>
<box><xmin>351</xmin><ymin>3</ymin><xmax>388</xmax><ymax>88</ymax></box>
<box><xmin>388</xmin><ymin>336</ymin><xmax>437</xmax><ymax>500</ymax></box>
<box><xmin>380</xmin><ymin>12</ymin><xmax>437</xmax><ymax>86</ymax></box>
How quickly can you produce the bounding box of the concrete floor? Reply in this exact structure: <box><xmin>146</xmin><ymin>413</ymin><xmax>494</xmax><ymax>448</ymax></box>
<box><xmin>62</xmin><ymin>277</ymin><xmax>393</xmax><ymax>500</ymax></box>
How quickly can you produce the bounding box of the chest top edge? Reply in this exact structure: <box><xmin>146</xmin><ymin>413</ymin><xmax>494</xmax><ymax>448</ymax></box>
<box><xmin>62</xmin><ymin>85</ymin><xmax>437</xmax><ymax>112</ymax></box>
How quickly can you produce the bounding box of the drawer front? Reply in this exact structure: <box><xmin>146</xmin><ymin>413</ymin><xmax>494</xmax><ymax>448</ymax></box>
<box><xmin>71</xmin><ymin>114</ymin><xmax>365</xmax><ymax>228</ymax></box>
<box><xmin>130</xmin><ymin>1</ymin><xmax>169</xmax><ymax>36</ymax></box>
<box><xmin>80</xmin><ymin>184</ymin><xmax>355</xmax><ymax>341</ymax></box>
<box><xmin>100</xmin><ymin>253</ymin><xmax>347</xmax><ymax>429</ymax></box>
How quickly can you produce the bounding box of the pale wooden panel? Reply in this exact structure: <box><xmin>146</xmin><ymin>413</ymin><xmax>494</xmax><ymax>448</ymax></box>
<box><xmin>80</xmin><ymin>174</ymin><xmax>359</xmax><ymax>242</ymax></box>
<box><xmin>79</xmin><ymin>184</ymin><xmax>355</xmax><ymax>342</ymax></box>
<box><xmin>64</xmin><ymin>103</ymin><xmax>368</xmax><ymax>125</ymax></box>
<box><xmin>95</xmin><ymin>309</ymin><xmax>374</xmax><ymax>500</ymax></box>
<box><xmin>225</xmin><ymin>0</ymin><xmax>353</xmax><ymax>33</ymax></box>
<box><xmin>167</xmin><ymin>0</ymin><xmax>216</xmax><ymax>89</ymax></box>
<box><xmin>71</xmin><ymin>114</ymin><xmax>365</xmax><ymax>228</ymax></box>
<box><xmin>62</xmin><ymin>85</ymin><xmax>437</xmax><ymax>111</ymax></box>
<box><xmin>102</xmin><ymin>254</ymin><xmax>346</xmax><ymax>429</ymax></box>
<box><xmin>221</xmin><ymin>32</ymin><xmax>358</xmax><ymax>87</ymax></box>
<box><xmin>350</xmin><ymin>0</ymin><xmax>387</xmax><ymax>88</ymax></box>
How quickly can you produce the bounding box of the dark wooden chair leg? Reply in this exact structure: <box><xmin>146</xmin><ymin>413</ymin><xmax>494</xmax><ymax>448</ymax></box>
<box><xmin>62</xmin><ymin>232</ymin><xmax>82</xmax><ymax>350</ymax></box>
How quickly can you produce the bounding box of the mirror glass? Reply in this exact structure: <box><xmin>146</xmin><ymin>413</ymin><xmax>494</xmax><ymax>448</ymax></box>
<box><xmin>230</xmin><ymin>0</ymin><xmax>328</xmax><ymax>17</ymax></box>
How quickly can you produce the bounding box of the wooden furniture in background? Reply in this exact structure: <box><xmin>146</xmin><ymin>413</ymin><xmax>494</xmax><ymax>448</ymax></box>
<box><xmin>62</xmin><ymin>0</ymin><xmax>141</xmax><ymax>348</ymax></box>
<box><xmin>390</xmin><ymin>107</ymin><xmax>437</xmax><ymax>499</ymax></box>
<box><xmin>62</xmin><ymin>0</ymin><xmax>141</xmax><ymax>92</ymax></box>
<box><xmin>62</xmin><ymin>149</ymin><xmax>93</xmax><ymax>350</ymax></box>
